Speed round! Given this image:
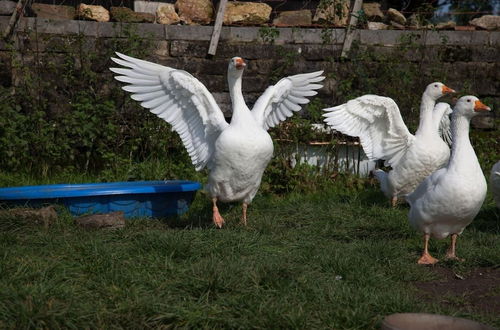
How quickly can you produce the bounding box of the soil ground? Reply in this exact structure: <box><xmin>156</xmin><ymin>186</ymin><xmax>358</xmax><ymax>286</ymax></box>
<box><xmin>414</xmin><ymin>266</ymin><xmax>500</xmax><ymax>316</ymax></box>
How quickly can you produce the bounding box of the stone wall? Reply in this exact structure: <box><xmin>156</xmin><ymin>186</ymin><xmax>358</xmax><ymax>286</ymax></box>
<box><xmin>1</xmin><ymin>16</ymin><xmax>499</xmax><ymax>124</ymax></box>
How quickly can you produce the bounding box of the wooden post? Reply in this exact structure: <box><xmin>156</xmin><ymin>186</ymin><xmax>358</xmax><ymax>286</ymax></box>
<box><xmin>2</xmin><ymin>0</ymin><xmax>26</xmax><ymax>41</ymax></box>
<box><xmin>341</xmin><ymin>0</ymin><xmax>363</xmax><ymax>58</ymax></box>
<box><xmin>208</xmin><ymin>0</ymin><xmax>228</xmax><ymax>56</ymax></box>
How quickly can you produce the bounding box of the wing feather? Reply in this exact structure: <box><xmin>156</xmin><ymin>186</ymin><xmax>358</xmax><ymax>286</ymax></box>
<box><xmin>323</xmin><ymin>95</ymin><xmax>415</xmax><ymax>167</ymax></box>
<box><xmin>110</xmin><ymin>52</ymin><xmax>228</xmax><ymax>171</ymax></box>
<box><xmin>252</xmin><ymin>71</ymin><xmax>325</xmax><ymax>130</ymax></box>
<box><xmin>433</xmin><ymin>102</ymin><xmax>452</xmax><ymax>146</ymax></box>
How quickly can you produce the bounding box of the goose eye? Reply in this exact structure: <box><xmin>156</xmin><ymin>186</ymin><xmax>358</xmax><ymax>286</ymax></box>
<box><xmin>466</xmin><ymin>99</ymin><xmax>471</xmax><ymax>102</ymax></box>
<box><xmin>434</xmin><ymin>84</ymin><xmax>438</xmax><ymax>87</ymax></box>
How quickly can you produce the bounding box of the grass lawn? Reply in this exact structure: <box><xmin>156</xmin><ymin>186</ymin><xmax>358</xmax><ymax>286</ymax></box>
<box><xmin>0</xmin><ymin>183</ymin><xmax>499</xmax><ymax>329</ymax></box>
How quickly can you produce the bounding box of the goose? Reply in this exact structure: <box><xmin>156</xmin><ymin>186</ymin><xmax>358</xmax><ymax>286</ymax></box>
<box><xmin>110</xmin><ymin>53</ymin><xmax>324</xmax><ymax>227</ymax></box>
<box><xmin>322</xmin><ymin>82</ymin><xmax>455</xmax><ymax>206</ymax></box>
<box><xmin>491</xmin><ymin>161</ymin><xmax>500</xmax><ymax>209</ymax></box>
<box><xmin>407</xmin><ymin>96</ymin><xmax>490</xmax><ymax>264</ymax></box>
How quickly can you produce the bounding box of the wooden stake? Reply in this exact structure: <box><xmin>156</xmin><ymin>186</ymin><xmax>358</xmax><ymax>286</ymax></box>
<box><xmin>3</xmin><ymin>0</ymin><xmax>27</xmax><ymax>41</ymax></box>
<box><xmin>208</xmin><ymin>0</ymin><xmax>228</xmax><ymax>56</ymax></box>
<box><xmin>341</xmin><ymin>0</ymin><xmax>363</xmax><ymax>58</ymax></box>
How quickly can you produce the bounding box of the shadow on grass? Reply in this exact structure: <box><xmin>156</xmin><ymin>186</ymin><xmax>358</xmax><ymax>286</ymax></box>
<box><xmin>469</xmin><ymin>206</ymin><xmax>500</xmax><ymax>234</ymax></box>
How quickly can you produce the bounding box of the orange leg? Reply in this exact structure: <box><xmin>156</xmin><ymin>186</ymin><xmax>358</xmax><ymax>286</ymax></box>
<box><xmin>212</xmin><ymin>198</ymin><xmax>225</xmax><ymax>228</ymax></box>
<box><xmin>445</xmin><ymin>234</ymin><xmax>464</xmax><ymax>261</ymax></box>
<box><xmin>241</xmin><ymin>203</ymin><xmax>248</xmax><ymax>226</ymax></box>
<box><xmin>417</xmin><ymin>233</ymin><xmax>439</xmax><ymax>265</ymax></box>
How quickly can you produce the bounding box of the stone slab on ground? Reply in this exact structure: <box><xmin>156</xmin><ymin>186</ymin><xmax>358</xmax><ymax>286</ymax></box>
<box><xmin>75</xmin><ymin>211</ymin><xmax>126</xmax><ymax>229</ymax></box>
<box><xmin>0</xmin><ymin>205</ymin><xmax>58</xmax><ymax>227</ymax></box>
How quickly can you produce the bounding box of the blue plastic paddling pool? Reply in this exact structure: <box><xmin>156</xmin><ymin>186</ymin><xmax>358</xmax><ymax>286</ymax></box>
<box><xmin>0</xmin><ymin>180</ymin><xmax>202</xmax><ymax>218</ymax></box>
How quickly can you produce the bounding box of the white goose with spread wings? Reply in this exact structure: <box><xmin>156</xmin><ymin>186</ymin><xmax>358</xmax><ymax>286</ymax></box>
<box><xmin>322</xmin><ymin>82</ymin><xmax>455</xmax><ymax>206</ymax></box>
<box><xmin>110</xmin><ymin>53</ymin><xmax>324</xmax><ymax>227</ymax></box>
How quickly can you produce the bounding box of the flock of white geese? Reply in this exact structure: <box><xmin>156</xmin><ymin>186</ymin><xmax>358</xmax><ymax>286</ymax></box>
<box><xmin>111</xmin><ymin>54</ymin><xmax>498</xmax><ymax>265</ymax></box>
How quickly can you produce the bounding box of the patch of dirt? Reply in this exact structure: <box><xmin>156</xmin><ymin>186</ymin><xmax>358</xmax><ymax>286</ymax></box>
<box><xmin>414</xmin><ymin>266</ymin><xmax>500</xmax><ymax>315</ymax></box>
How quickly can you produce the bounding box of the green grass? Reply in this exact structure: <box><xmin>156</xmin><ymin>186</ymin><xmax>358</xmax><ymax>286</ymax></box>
<box><xmin>0</xmin><ymin>184</ymin><xmax>499</xmax><ymax>329</ymax></box>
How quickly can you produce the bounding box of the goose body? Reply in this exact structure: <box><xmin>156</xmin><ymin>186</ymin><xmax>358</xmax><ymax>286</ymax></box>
<box><xmin>323</xmin><ymin>83</ymin><xmax>455</xmax><ymax>206</ymax></box>
<box><xmin>490</xmin><ymin>161</ymin><xmax>500</xmax><ymax>209</ymax></box>
<box><xmin>407</xmin><ymin>96</ymin><xmax>490</xmax><ymax>264</ymax></box>
<box><xmin>110</xmin><ymin>53</ymin><xmax>324</xmax><ymax>227</ymax></box>
<box><xmin>380</xmin><ymin>123</ymin><xmax>451</xmax><ymax>200</ymax></box>
<box><xmin>208</xmin><ymin>121</ymin><xmax>273</xmax><ymax>204</ymax></box>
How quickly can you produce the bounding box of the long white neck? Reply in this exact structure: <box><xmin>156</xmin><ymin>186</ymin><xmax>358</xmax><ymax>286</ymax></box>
<box><xmin>448</xmin><ymin>113</ymin><xmax>477</xmax><ymax>172</ymax></box>
<box><xmin>415</xmin><ymin>93</ymin><xmax>437</xmax><ymax>137</ymax></box>
<box><xmin>228</xmin><ymin>72</ymin><xmax>251</xmax><ymax>125</ymax></box>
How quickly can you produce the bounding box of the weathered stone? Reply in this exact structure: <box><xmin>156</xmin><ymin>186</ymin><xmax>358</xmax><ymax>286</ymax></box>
<box><xmin>455</xmin><ymin>25</ymin><xmax>476</xmax><ymax>31</ymax></box>
<box><xmin>1</xmin><ymin>206</ymin><xmax>58</xmax><ymax>228</ymax></box>
<box><xmin>387</xmin><ymin>8</ymin><xmax>406</xmax><ymax>25</ymax></box>
<box><xmin>300</xmin><ymin>44</ymin><xmax>342</xmax><ymax>60</ymax></box>
<box><xmin>470</xmin><ymin>15</ymin><xmax>500</xmax><ymax>31</ymax></box>
<box><xmin>166</xmin><ymin>24</ymin><xmax>214</xmax><ymax>40</ymax></box>
<box><xmin>273</xmin><ymin>10</ymin><xmax>312</xmax><ymax>27</ymax></box>
<box><xmin>0</xmin><ymin>0</ymin><xmax>16</xmax><ymax>16</ymax></box>
<box><xmin>362</xmin><ymin>2</ymin><xmax>384</xmax><ymax>22</ymax></box>
<box><xmin>134</xmin><ymin>0</ymin><xmax>161</xmax><ymax>15</ymax></box>
<box><xmin>223</xmin><ymin>2</ymin><xmax>271</xmax><ymax>25</ymax></box>
<box><xmin>170</xmin><ymin>39</ymin><xmax>208</xmax><ymax>57</ymax></box>
<box><xmin>389</xmin><ymin>21</ymin><xmax>405</xmax><ymax>29</ymax></box>
<box><xmin>77</xmin><ymin>4</ymin><xmax>110</xmax><ymax>22</ymax></box>
<box><xmin>31</xmin><ymin>3</ymin><xmax>75</xmax><ymax>20</ymax></box>
<box><xmin>175</xmin><ymin>0</ymin><xmax>214</xmax><ymax>25</ymax></box>
<box><xmin>154</xmin><ymin>40</ymin><xmax>169</xmax><ymax>57</ymax></box>
<box><xmin>157</xmin><ymin>3</ymin><xmax>180</xmax><ymax>24</ymax></box>
<box><xmin>313</xmin><ymin>0</ymin><xmax>350</xmax><ymax>26</ymax></box>
<box><xmin>435</xmin><ymin>21</ymin><xmax>456</xmax><ymax>30</ymax></box>
<box><xmin>75</xmin><ymin>211</ymin><xmax>126</xmax><ymax>229</ymax></box>
<box><xmin>368</xmin><ymin>22</ymin><xmax>388</xmax><ymax>30</ymax></box>
<box><xmin>110</xmin><ymin>7</ymin><xmax>154</xmax><ymax>23</ymax></box>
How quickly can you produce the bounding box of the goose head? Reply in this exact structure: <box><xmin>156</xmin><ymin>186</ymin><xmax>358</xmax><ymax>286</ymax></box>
<box><xmin>425</xmin><ymin>82</ymin><xmax>455</xmax><ymax>101</ymax></box>
<box><xmin>227</xmin><ymin>57</ymin><xmax>247</xmax><ymax>79</ymax></box>
<box><xmin>454</xmin><ymin>95</ymin><xmax>491</xmax><ymax>119</ymax></box>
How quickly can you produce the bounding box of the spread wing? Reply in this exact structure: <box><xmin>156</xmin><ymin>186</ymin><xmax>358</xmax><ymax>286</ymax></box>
<box><xmin>110</xmin><ymin>52</ymin><xmax>229</xmax><ymax>171</ymax></box>
<box><xmin>434</xmin><ymin>103</ymin><xmax>452</xmax><ymax>146</ymax></box>
<box><xmin>323</xmin><ymin>95</ymin><xmax>415</xmax><ymax>167</ymax></box>
<box><xmin>251</xmin><ymin>71</ymin><xmax>325</xmax><ymax>130</ymax></box>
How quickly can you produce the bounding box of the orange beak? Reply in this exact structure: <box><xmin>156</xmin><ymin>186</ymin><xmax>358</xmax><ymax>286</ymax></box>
<box><xmin>235</xmin><ymin>58</ymin><xmax>246</xmax><ymax>70</ymax></box>
<box><xmin>474</xmin><ymin>100</ymin><xmax>491</xmax><ymax>112</ymax></box>
<box><xmin>441</xmin><ymin>85</ymin><xmax>456</xmax><ymax>94</ymax></box>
